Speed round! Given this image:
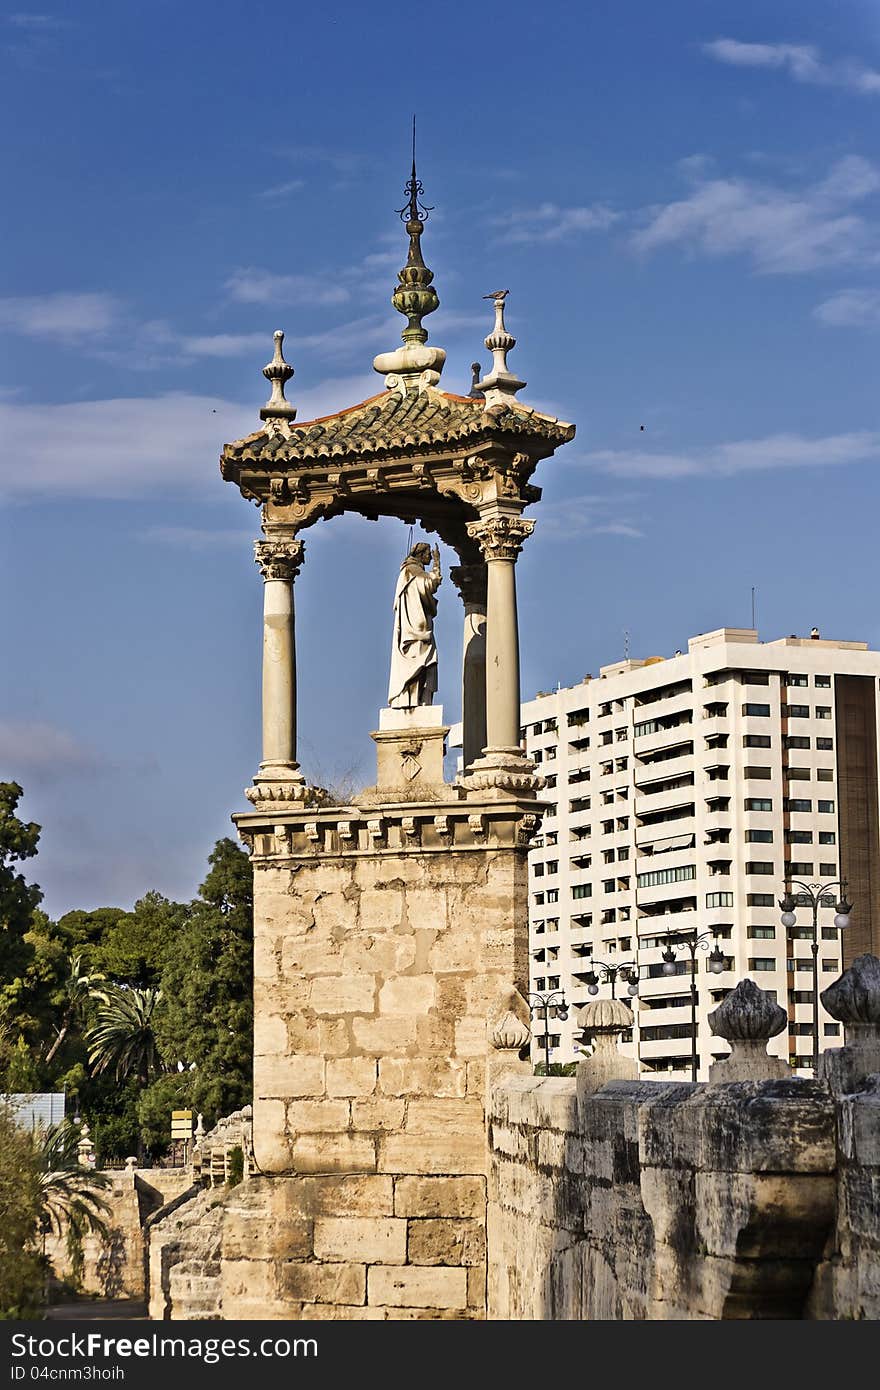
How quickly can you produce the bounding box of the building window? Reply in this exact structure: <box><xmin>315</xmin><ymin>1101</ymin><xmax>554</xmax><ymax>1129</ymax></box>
<box><xmin>744</xmin><ymin>766</ymin><xmax>772</xmax><ymax>780</ymax></box>
<box><xmin>787</xmin><ymin>862</ymin><xmax>814</xmax><ymax>876</ymax></box>
<box><xmin>533</xmin><ymin>863</ymin><xmax>545</xmax><ymax>877</ymax></box>
<box><xmin>785</xmin><ymin>673</ymin><xmax>808</xmax><ymax>687</ymax></box>
<box><xmin>746</xmin><ymin>829</ymin><xmax>774</xmax><ymax>843</ymax></box>
<box><xmin>746</xmin><ymin>861</ymin><xmax>775</xmax><ymax>875</ymax></box>
<box><xmin>546</xmin><ymin>860</ymin><xmax>558</xmax><ymax>875</ymax></box>
<box><xmin>546</xmin><ymin>889</ymin><xmax>559</xmax><ymax>903</ymax></box>
<box><xmin>821</xmin><ymin>926</ymin><xmax>838</xmax><ymax>940</ymax></box>
<box><xmin>534</xmin><ymin>977</ymin><xmax>545</xmax><ymax>991</ymax></box>
<box><xmin>637</xmin><ymin>864</ymin><xmax>697</xmax><ymax>889</ymax></box>
<box><xmin>748</xmin><ymin>893</ymin><xmax>775</xmax><ymax>906</ymax></box>
<box><xmin>784</xmin><ymin>798</ymin><xmax>812</xmax><ymax>813</ymax></box>
<box><xmin>572</xmin><ymin>884</ymin><xmax>592</xmax><ymax>900</ymax></box>
<box><xmin>748</xmin><ymin>926</ymin><xmax>776</xmax><ymax>939</ymax></box>
<box><xmin>784</xmin><ymin>735</ymin><xmax>810</xmax><ymax>750</ymax></box>
<box><xmin>706</xmin><ymin>891</ymin><xmax>734</xmax><ymax>908</ymax></box>
<box><xmin>602</xmin><ymin>879</ymin><xmax>615</xmax><ymax>893</ymax></box>
<box><xmin>743</xmin><ymin>735</ymin><xmax>772</xmax><ymax>748</ymax></box>
<box><xmin>548</xmin><ymin>976</ymin><xmax>560</xmax><ymax>990</ymax></box>
<box><xmin>819</xmin><ymin>862</ymin><xmax>837</xmax><ymax>876</ymax></box>
<box><xmin>786</xmin><ymin>830</ymin><xmax>813</xmax><ymax>844</ymax></box>
<box><xmin>816</xmin><ymin>768</ymin><xmax>834</xmax><ymax>782</ymax></box>
<box><xmin>617</xmin><ymin>817</ymin><xmax>630</xmax><ymax>831</ymax></box>
<box><xmin>791</xmin><ymin>990</ymin><xmax>814</xmax><ymax>1004</ymax></box>
<box><xmin>743</xmin><ymin>671</ymin><xmax>770</xmax><ymax>686</ymax></box>
<box><xmin>617</xmin><ymin>846</ymin><xmax>630</xmax><ymax>861</ymax></box>
<box><xmin>786</xmin><ymin>768</ymin><xmax>810</xmax><ymax>781</ymax></box>
<box><xmin>822</xmin><ymin>959</ymin><xmax>838</xmax><ymax>972</ymax></box>
<box><xmin>743</xmin><ymin>703</ymin><xmax>771</xmax><ymax>717</ymax></box>
<box><xmin>745</xmin><ymin>798</ymin><xmax>773</xmax><ymax>812</ymax></box>
<box><xmin>816</xmin><ymin>737</ymin><xmax>833</xmax><ymax>750</ymax></box>
<box><xmin>818</xmin><ymin>800</ymin><xmax>835</xmax><ymax>813</ymax></box>
<box><xmin>815</xmin><ymin>706</ymin><xmax>832</xmax><ymax>720</ymax></box>
<box><xmin>815</xmin><ymin>675</ymin><xmax>831</xmax><ymax>688</ymax></box>
<box><xmin>818</xmin><ymin>831</ymin><xmax>836</xmax><ymax>845</ymax></box>
<box><xmin>568</xmin><ymin>708</ymin><xmax>590</xmax><ymax>727</ymax></box>
<box><xmin>824</xmin><ymin>1023</ymin><xmax>840</xmax><ymax>1036</ymax></box>
<box><xmin>784</xmin><ymin>704</ymin><xmax>810</xmax><ymax>718</ymax></box>
<box><xmin>748</xmin><ymin>958</ymin><xmax>776</xmax><ymax>971</ymax></box>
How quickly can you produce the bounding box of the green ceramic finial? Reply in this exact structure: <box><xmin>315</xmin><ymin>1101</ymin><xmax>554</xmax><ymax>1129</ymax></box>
<box><xmin>392</xmin><ymin>117</ymin><xmax>439</xmax><ymax>345</ymax></box>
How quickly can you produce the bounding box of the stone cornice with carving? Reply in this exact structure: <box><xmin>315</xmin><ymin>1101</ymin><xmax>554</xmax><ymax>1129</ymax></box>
<box><xmin>254</xmin><ymin>538</ymin><xmax>305</xmax><ymax>582</ymax></box>
<box><xmin>466</xmin><ymin>514</ymin><xmax>535</xmax><ymax>562</ymax></box>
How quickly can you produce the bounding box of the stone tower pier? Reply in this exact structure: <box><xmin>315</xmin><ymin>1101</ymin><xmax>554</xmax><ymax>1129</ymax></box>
<box><xmin>148</xmin><ymin>161</ymin><xmax>574</xmax><ymax>1319</ymax></box>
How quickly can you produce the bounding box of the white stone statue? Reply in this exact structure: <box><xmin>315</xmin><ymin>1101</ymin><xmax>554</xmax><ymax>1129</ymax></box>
<box><xmin>388</xmin><ymin>542</ymin><xmax>442</xmax><ymax>709</ymax></box>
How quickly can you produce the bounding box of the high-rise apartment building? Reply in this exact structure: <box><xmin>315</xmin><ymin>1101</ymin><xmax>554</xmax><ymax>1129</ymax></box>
<box><xmin>520</xmin><ymin>627</ymin><xmax>880</xmax><ymax>1078</ymax></box>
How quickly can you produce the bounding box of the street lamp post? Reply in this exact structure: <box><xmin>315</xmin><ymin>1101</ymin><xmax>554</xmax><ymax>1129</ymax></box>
<box><xmin>584</xmin><ymin>959</ymin><xmax>640</xmax><ymax>1001</ymax></box>
<box><xmin>778</xmin><ymin>878</ymin><xmax>852</xmax><ymax>1073</ymax></box>
<box><xmin>660</xmin><ymin>929</ymin><xmax>726</xmax><ymax>1082</ymax></box>
<box><xmin>527</xmin><ymin>990</ymin><xmax>569</xmax><ymax>1073</ymax></box>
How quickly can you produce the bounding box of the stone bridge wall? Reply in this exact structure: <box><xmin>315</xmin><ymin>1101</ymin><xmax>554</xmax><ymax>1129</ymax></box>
<box><xmin>487</xmin><ymin>1071</ymin><xmax>880</xmax><ymax>1320</ymax></box>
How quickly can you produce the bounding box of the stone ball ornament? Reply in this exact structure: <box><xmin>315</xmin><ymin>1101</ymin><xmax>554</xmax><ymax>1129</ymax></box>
<box><xmin>820</xmin><ymin>954</ymin><xmax>880</xmax><ymax>1027</ymax></box>
<box><xmin>708</xmin><ymin>978</ymin><xmax>787</xmax><ymax>1042</ymax></box>
<box><xmin>577</xmin><ymin>996</ymin><xmax>633</xmax><ymax>1045</ymax></box>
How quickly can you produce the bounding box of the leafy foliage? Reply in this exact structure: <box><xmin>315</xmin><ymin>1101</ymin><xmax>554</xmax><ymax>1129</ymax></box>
<box><xmin>36</xmin><ymin>1120</ymin><xmax>110</xmax><ymax>1240</ymax></box>
<box><xmin>86</xmin><ymin>986</ymin><xmax>164</xmax><ymax>1085</ymax></box>
<box><xmin>0</xmin><ymin>1104</ymin><xmax>45</xmax><ymax>1318</ymax></box>
<box><xmin>0</xmin><ymin>788</ymin><xmax>254</xmax><ymax>1161</ymax></box>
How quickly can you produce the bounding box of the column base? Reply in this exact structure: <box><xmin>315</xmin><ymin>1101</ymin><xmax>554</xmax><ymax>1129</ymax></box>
<box><xmin>245</xmin><ymin>762</ymin><xmax>327</xmax><ymax>810</ymax></box>
<box><xmin>461</xmin><ymin>747</ymin><xmax>544</xmax><ymax>800</ymax></box>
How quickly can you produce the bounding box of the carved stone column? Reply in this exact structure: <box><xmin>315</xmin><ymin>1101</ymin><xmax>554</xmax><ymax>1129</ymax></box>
<box><xmin>247</xmin><ymin>536</ymin><xmax>313</xmax><ymax>807</ymax></box>
<box><xmin>450</xmin><ymin>561</ymin><xmax>487</xmax><ymax>770</ymax></box>
<box><xmin>464</xmin><ymin>514</ymin><xmax>540</xmax><ymax>797</ymax></box>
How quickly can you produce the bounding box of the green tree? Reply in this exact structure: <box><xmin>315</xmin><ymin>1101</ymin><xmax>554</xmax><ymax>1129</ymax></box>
<box><xmin>0</xmin><ymin>1104</ymin><xmax>45</xmax><ymax>1318</ymax></box>
<box><xmin>86</xmin><ymin>986</ymin><xmax>164</xmax><ymax>1086</ymax></box>
<box><xmin>0</xmin><ymin>783</ymin><xmax>41</xmax><ymax>1012</ymax></box>
<box><xmin>153</xmin><ymin>838</ymin><xmax>253</xmax><ymax>1125</ymax></box>
<box><xmin>45</xmin><ymin>954</ymin><xmax>105</xmax><ymax>1066</ymax></box>
<box><xmin>36</xmin><ymin>1119</ymin><xmax>110</xmax><ymax>1238</ymax></box>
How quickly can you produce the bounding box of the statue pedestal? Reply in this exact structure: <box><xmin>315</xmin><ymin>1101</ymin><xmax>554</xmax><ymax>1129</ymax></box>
<box><xmin>369</xmin><ymin>706</ymin><xmax>449</xmax><ymax>798</ymax></box>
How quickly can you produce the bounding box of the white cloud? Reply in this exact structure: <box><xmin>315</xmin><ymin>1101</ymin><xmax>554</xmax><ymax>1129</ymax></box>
<box><xmin>588</xmin><ymin>430</ymin><xmax>880</xmax><ymax>479</ymax></box>
<box><xmin>0</xmin><ymin>291</ymin><xmax>120</xmax><ymax>341</ymax></box>
<box><xmin>703</xmin><ymin>38</ymin><xmax>880</xmax><ymax>96</ymax></box>
<box><xmin>257</xmin><ymin>178</ymin><xmax>305</xmax><ymax>200</ymax></box>
<box><xmin>813</xmin><ymin>288</ymin><xmax>880</xmax><ymax>328</ymax></box>
<box><xmin>140</xmin><ymin>526</ymin><xmax>255</xmax><ymax>550</ymax></box>
<box><xmin>177</xmin><ymin>332</ymin><xmax>270</xmax><ymax>359</ymax></box>
<box><xmin>225</xmin><ymin>268</ymin><xmax>350</xmax><ymax>307</ymax></box>
<box><xmin>0</xmin><ymin>374</ymin><xmax>376</xmax><ymax>500</ymax></box>
<box><xmin>631</xmin><ymin>156</ymin><xmax>880</xmax><ymax>273</ymax></box>
<box><xmin>0</xmin><ymin>721</ymin><xmax>102</xmax><ymax>782</ymax></box>
<box><xmin>534</xmin><ymin>494</ymin><xmax>645</xmax><ymax>541</ymax></box>
<box><xmin>493</xmin><ymin>202</ymin><xmax>620</xmax><ymax>244</ymax></box>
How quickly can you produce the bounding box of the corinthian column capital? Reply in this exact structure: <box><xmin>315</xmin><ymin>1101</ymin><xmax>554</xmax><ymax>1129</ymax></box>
<box><xmin>254</xmin><ymin>537</ymin><xmax>305</xmax><ymax>582</ymax></box>
<box><xmin>466</xmin><ymin>514</ymin><xmax>535</xmax><ymax>562</ymax></box>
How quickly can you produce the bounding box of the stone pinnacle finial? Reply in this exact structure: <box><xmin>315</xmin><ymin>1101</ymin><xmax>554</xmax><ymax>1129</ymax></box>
<box><xmin>373</xmin><ymin>123</ymin><xmax>446</xmax><ymax>391</ymax></box>
<box><xmin>474</xmin><ymin>290</ymin><xmax>526</xmax><ymax>407</ymax></box>
<box><xmin>260</xmin><ymin>330</ymin><xmax>296</xmax><ymax>423</ymax></box>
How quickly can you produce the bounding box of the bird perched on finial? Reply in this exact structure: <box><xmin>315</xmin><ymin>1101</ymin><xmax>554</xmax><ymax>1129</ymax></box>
<box><xmin>483</xmin><ymin>289</ymin><xmax>510</xmax><ymax>301</ymax></box>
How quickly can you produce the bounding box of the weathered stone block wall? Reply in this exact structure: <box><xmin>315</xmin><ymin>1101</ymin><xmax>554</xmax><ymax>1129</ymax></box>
<box><xmin>46</xmin><ymin>1168</ymin><xmax>192</xmax><ymax>1300</ymax></box>
<box><xmin>488</xmin><ymin>1075</ymin><xmax>844</xmax><ymax>1320</ymax></box>
<box><xmin>150</xmin><ymin>798</ymin><xmax>536</xmax><ymax>1320</ymax></box>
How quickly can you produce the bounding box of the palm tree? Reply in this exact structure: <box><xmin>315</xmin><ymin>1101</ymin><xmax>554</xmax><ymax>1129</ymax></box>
<box><xmin>44</xmin><ymin>954</ymin><xmax>105</xmax><ymax>1066</ymax></box>
<box><xmin>37</xmin><ymin>1120</ymin><xmax>110</xmax><ymax>1241</ymax></box>
<box><xmin>85</xmin><ymin>986</ymin><xmax>164</xmax><ymax>1086</ymax></box>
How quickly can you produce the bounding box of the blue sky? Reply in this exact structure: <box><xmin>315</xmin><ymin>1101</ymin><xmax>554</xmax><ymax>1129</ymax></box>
<box><xmin>2</xmin><ymin>1</ymin><xmax>880</xmax><ymax>915</ymax></box>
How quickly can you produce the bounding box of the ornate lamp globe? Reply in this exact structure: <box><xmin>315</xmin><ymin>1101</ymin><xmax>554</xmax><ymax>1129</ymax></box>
<box><xmin>780</xmin><ymin>911</ymin><xmax>797</xmax><ymax>929</ymax></box>
<box><xmin>661</xmin><ymin>948</ymin><xmax>677</xmax><ymax>976</ymax></box>
<box><xmin>778</xmin><ymin>892</ymin><xmax>797</xmax><ymax>929</ymax></box>
<box><xmin>834</xmin><ymin>897</ymin><xmax>852</xmax><ymax>931</ymax></box>
<box><xmin>708</xmin><ymin>945</ymin><xmax>726</xmax><ymax>974</ymax></box>
<box><xmin>556</xmin><ymin>1004</ymin><xmax>569</xmax><ymax>1022</ymax></box>
<box><xmin>588</xmin><ymin>982</ymin><xmax>599</xmax><ymax>996</ymax></box>
<box><xmin>627</xmin><ymin>979</ymin><xmax>639</xmax><ymax>998</ymax></box>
